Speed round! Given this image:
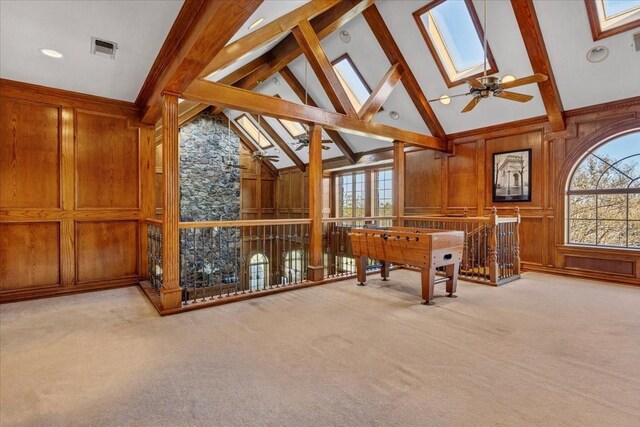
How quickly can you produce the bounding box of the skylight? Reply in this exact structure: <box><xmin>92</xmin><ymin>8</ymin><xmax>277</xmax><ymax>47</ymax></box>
<box><xmin>586</xmin><ymin>0</ymin><xmax>640</xmax><ymax>40</ymax></box>
<box><xmin>273</xmin><ymin>94</ymin><xmax>306</xmax><ymax>138</ymax></box>
<box><xmin>235</xmin><ymin>114</ymin><xmax>273</xmax><ymax>149</ymax></box>
<box><xmin>331</xmin><ymin>54</ymin><xmax>373</xmax><ymax>111</ymax></box>
<box><xmin>413</xmin><ymin>0</ymin><xmax>498</xmax><ymax>87</ymax></box>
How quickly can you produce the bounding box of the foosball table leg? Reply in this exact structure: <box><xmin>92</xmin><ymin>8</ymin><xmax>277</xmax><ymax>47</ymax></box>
<box><xmin>356</xmin><ymin>255</ymin><xmax>367</xmax><ymax>286</ymax></box>
<box><xmin>420</xmin><ymin>267</ymin><xmax>435</xmax><ymax>305</ymax></box>
<box><xmin>381</xmin><ymin>261</ymin><xmax>390</xmax><ymax>281</ymax></box>
<box><xmin>445</xmin><ymin>262</ymin><xmax>459</xmax><ymax>298</ymax></box>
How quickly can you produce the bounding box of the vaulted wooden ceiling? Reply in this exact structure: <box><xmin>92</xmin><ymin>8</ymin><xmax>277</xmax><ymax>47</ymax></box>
<box><xmin>2</xmin><ymin>0</ymin><xmax>639</xmax><ymax>170</ymax></box>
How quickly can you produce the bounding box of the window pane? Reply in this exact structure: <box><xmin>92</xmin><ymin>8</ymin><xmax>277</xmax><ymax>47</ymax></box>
<box><xmin>597</xmin><ymin>220</ymin><xmax>627</xmax><ymax>247</ymax></box>
<box><xmin>570</xmin><ymin>154</ymin><xmax>608</xmax><ymax>190</ymax></box>
<box><xmin>236</xmin><ymin>115</ymin><xmax>272</xmax><ymax>149</ymax></box>
<box><xmin>278</xmin><ymin>118</ymin><xmax>306</xmax><ymax>138</ymax></box>
<box><xmin>333</xmin><ymin>57</ymin><xmax>371</xmax><ymax>111</ymax></box>
<box><xmin>597</xmin><ymin>194</ymin><xmax>627</xmax><ymax>220</ymax></box>
<box><xmin>629</xmin><ymin>221</ymin><xmax>640</xmax><ymax>248</ymax></box>
<box><xmin>630</xmin><ymin>194</ymin><xmax>640</xmax><ymax>220</ymax></box>
<box><xmin>602</xmin><ymin>0</ymin><xmax>640</xmax><ymax>19</ymax></box>
<box><xmin>569</xmin><ymin>219</ymin><xmax>597</xmax><ymax>244</ymax></box>
<box><xmin>569</xmin><ymin>195</ymin><xmax>596</xmax><ymax>219</ymax></box>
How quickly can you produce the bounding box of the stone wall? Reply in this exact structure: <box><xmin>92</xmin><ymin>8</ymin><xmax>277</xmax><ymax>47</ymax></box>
<box><xmin>179</xmin><ymin>111</ymin><xmax>240</xmax><ymax>222</ymax></box>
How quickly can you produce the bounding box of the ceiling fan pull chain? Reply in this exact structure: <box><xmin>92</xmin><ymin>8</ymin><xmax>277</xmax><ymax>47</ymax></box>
<box><xmin>483</xmin><ymin>0</ymin><xmax>488</xmax><ymax>79</ymax></box>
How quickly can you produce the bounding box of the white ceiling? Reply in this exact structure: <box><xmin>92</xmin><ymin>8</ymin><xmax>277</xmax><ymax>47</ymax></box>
<box><xmin>0</xmin><ymin>0</ymin><xmax>183</xmax><ymax>102</ymax></box>
<box><xmin>2</xmin><ymin>0</ymin><xmax>639</xmax><ymax>167</ymax></box>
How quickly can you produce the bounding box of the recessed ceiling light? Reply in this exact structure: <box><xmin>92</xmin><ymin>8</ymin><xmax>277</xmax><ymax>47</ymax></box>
<box><xmin>439</xmin><ymin>95</ymin><xmax>451</xmax><ymax>105</ymax></box>
<box><xmin>340</xmin><ymin>30</ymin><xmax>351</xmax><ymax>43</ymax></box>
<box><xmin>389</xmin><ymin>111</ymin><xmax>400</xmax><ymax>120</ymax></box>
<box><xmin>586</xmin><ymin>46</ymin><xmax>609</xmax><ymax>63</ymax></box>
<box><xmin>40</xmin><ymin>48</ymin><xmax>63</xmax><ymax>58</ymax></box>
<box><xmin>272</xmin><ymin>77</ymin><xmax>280</xmax><ymax>86</ymax></box>
<box><xmin>249</xmin><ymin>17</ymin><xmax>264</xmax><ymax>30</ymax></box>
<box><xmin>501</xmin><ymin>74</ymin><xmax>516</xmax><ymax>83</ymax></box>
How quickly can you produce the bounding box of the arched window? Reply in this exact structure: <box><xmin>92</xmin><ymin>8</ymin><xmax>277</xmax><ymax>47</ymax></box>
<box><xmin>282</xmin><ymin>249</ymin><xmax>304</xmax><ymax>284</ymax></box>
<box><xmin>567</xmin><ymin>131</ymin><xmax>639</xmax><ymax>248</ymax></box>
<box><xmin>249</xmin><ymin>252</ymin><xmax>269</xmax><ymax>290</ymax></box>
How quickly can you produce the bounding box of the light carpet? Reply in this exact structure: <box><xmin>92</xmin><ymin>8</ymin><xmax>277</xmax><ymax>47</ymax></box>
<box><xmin>1</xmin><ymin>271</ymin><xmax>639</xmax><ymax>426</ymax></box>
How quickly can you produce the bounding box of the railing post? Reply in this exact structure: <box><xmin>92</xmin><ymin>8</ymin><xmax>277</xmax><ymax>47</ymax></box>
<box><xmin>489</xmin><ymin>206</ymin><xmax>499</xmax><ymax>285</ymax></box>
<box><xmin>514</xmin><ymin>206</ymin><xmax>521</xmax><ymax>275</ymax></box>
<box><xmin>307</xmin><ymin>124</ymin><xmax>324</xmax><ymax>282</ymax></box>
<box><xmin>160</xmin><ymin>92</ymin><xmax>183</xmax><ymax>310</ymax></box>
<box><xmin>393</xmin><ymin>141</ymin><xmax>405</xmax><ymax>226</ymax></box>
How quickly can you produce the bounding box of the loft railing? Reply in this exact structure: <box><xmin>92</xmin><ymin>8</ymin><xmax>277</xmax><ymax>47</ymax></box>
<box><xmin>322</xmin><ymin>216</ymin><xmax>394</xmax><ymax>279</ymax></box>
<box><xmin>176</xmin><ymin>219</ymin><xmax>311</xmax><ymax>306</ymax></box>
<box><xmin>145</xmin><ymin>219</ymin><xmax>163</xmax><ymax>294</ymax></box>
<box><xmin>401</xmin><ymin>207</ymin><xmax>521</xmax><ymax>285</ymax></box>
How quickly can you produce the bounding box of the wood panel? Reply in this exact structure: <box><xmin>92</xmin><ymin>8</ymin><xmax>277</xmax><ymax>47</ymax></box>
<box><xmin>76</xmin><ymin>111</ymin><xmax>139</xmax><ymax>209</ymax></box>
<box><xmin>519</xmin><ymin>217</ymin><xmax>544</xmax><ymax>266</ymax></box>
<box><xmin>446</xmin><ymin>142</ymin><xmax>478</xmax><ymax>209</ymax></box>
<box><xmin>565</xmin><ymin>255</ymin><xmax>634</xmax><ymax>277</ymax></box>
<box><xmin>0</xmin><ymin>222</ymin><xmax>60</xmax><ymax>291</ymax></box>
<box><xmin>75</xmin><ymin>221</ymin><xmax>138</xmax><ymax>283</ymax></box>
<box><xmin>261</xmin><ymin>179</ymin><xmax>275</xmax><ymax>210</ymax></box>
<box><xmin>0</xmin><ymin>98</ymin><xmax>60</xmax><ymax>208</ymax></box>
<box><xmin>242</xmin><ymin>179</ymin><xmax>257</xmax><ymax>209</ymax></box>
<box><xmin>405</xmin><ymin>149</ymin><xmax>441</xmax><ymax>211</ymax></box>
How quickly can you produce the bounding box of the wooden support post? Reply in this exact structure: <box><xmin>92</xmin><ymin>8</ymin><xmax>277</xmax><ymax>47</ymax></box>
<box><xmin>307</xmin><ymin>124</ymin><xmax>324</xmax><ymax>282</ymax></box>
<box><xmin>489</xmin><ymin>206</ymin><xmax>499</xmax><ymax>285</ymax></box>
<box><xmin>161</xmin><ymin>92</ymin><xmax>183</xmax><ymax>310</ymax></box>
<box><xmin>393</xmin><ymin>142</ymin><xmax>405</xmax><ymax>226</ymax></box>
<box><xmin>514</xmin><ymin>207</ymin><xmax>521</xmax><ymax>275</ymax></box>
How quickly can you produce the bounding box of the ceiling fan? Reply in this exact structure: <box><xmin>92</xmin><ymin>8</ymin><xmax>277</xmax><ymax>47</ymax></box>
<box><xmin>223</xmin><ymin>112</ymin><xmax>246</xmax><ymax>170</ymax></box>
<box><xmin>251</xmin><ymin>151</ymin><xmax>279</xmax><ymax>162</ymax></box>
<box><xmin>429</xmin><ymin>0</ymin><xmax>547</xmax><ymax>113</ymax></box>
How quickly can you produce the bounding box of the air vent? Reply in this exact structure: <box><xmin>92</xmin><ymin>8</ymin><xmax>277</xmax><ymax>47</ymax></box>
<box><xmin>90</xmin><ymin>37</ymin><xmax>117</xmax><ymax>59</ymax></box>
<box><xmin>634</xmin><ymin>32</ymin><xmax>640</xmax><ymax>52</ymax></box>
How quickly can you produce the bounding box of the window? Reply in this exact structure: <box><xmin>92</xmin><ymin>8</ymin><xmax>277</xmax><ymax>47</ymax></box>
<box><xmin>249</xmin><ymin>252</ymin><xmax>269</xmax><ymax>290</ymax></box>
<box><xmin>331</xmin><ymin>54</ymin><xmax>374</xmax><ymax>111</ymax></box>
<box><xmin>413</xmin><ymin>0</ymin><xmax>498</xmax><ymax>87</ymax></box>
<box><xmin>235</xmin><ymin>114</ymin><xmax>273</xmax><ymax>149</ymax></box>
<box><xmin>283</xmin><ymin>249</ymin><xmax>304</xmax><ymax>284</ymax></box>
<box><xmin>585</xmin><ymin>0</ymin><xmax>640</xmax><ymax>40</ymax></box>
<box><xmin>567</xmin><ymin>131</ymin><xmax>640</xmax><ymax>249</ymax></box>
<box><xmin>273</xmin><ymin>94</ymin><xmax>307</xmax><ymax>138</ymax></box>
<box><xmin>374</xmin><ymin>169</ymin><xmax>393</xmax><ymax>217</ymax></box>
<box><xmin>337</xmin><ymin>172</ymin><xmax>366</xmax><ymax>217</ymax></box>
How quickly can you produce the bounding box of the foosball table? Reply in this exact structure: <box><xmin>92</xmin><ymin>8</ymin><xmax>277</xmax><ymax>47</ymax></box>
<box><xmin>349</xmin><ymin>226</ymin><xmax>464</xmax><ymax>305</ymax></box>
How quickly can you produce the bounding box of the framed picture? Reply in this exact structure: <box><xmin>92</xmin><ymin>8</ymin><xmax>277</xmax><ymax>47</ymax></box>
<box><xmin>492</xmin><ymin>149</ymin><xmax>531</xmax><ymax>202</ymax></box>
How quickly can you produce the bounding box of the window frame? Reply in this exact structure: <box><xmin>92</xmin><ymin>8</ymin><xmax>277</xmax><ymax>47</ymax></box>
<box><xmin>249</xmin><ymin>252</ymin><xmax>269</xmax><ymax>290</ymax></box>
<box><xmin>412</xmin><ymin>0</ymin><xmax>498</xmax><ymax>88</ymax></box>
<box><xmin>566</xmin><ymin>131</ymin><xmax>640</xmax><ymax>249</ymax></box>
<box><xmin>235</xmin><ymin>113</ymin><xmax>274</xmax><ymax>149</ymax></box>
<box><xmin>330</xmin><ymin>54</ymin><xmax>381</xmax><ymax>112</ymax></box>
<box><xmin>272</xmin><ymin>94</ymin><xmax>307</xmax><ymax>139</ymax></box>
<box><xmin>336</xmin><ymin>171</ymin><xmax>367</xmax><ymax>218</ymax></box>
<box><xmin>584</xmin><ymin>0</ymin><xmax>640</xmax><ymax>40</ymax></box>
<box><xmin>373</xmin><ymin>168</ymin><xmax>393</xmax><ymax>217</ymax></box>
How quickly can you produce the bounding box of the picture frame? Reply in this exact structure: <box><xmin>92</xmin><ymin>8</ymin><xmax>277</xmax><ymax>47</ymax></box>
<box><xmin>492</xmin><ymin>149</ymin><xmax>531</xmax><ymax>202</ymax></box>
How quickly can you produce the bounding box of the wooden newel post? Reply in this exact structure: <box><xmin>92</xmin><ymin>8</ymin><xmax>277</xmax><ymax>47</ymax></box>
<box><xmin>160</xmin><ymin>92</ymin><xmax>183</xmax><ymax>310</ymax></box>
<box><xmin>488</xmin><ymin>206</ymin><xmax>499</xmax><ymax>285</ymax></box>
<box><xmin>514</xmin><ymin>206</ymin><xmax>521</xmax><ymax>275</ymax></box>
<box><xmin>307</xmin><ymin>124</ymin><xmax>324</xmax><ymax>282</ymax></box>
<box><xmin>393</xmin><ymin>141</ymin><xmax>405</xmax><ymax>226</ymax></box>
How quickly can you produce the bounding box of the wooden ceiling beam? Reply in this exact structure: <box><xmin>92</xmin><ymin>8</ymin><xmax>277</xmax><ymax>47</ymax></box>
<box><xmin>138</xmin><ymin>0</ymin><xmax>262</xmax><ymax>124</ymax></box>
<box><xmin>199</xmin><ymin>0</ymin><xmax>339</xmax><ymax>79</ymax></box>
<box><xmin>358</xmin><ymin>63</ymin><xmax>403</xmax><ymax>122</ymax></box>
<box><xmin>280</xmin><ymin>66</ymin><xmax>356</xmax><ymax>164</ymax></box>
<box><xmin>362</xmin><ymin>5</ymin><xmax>446</xmax><ymax>139</ymax></box>
<box><xmin>511</xmin><ymin>0</ymin><xmax>565</xmax><ymax>132</ymax></box>
<box><xmin>183</xmin><ymin>80</ymin><xmax>447</xmax><ymax>151</ymax></box>
<box><xmin>292</xmin><ymin>19</ymin><xmax>358</xmax><ymax>117</ymax></box>
<box><xmin>248</xmin><ymin>114</ymin><xmax>306</xmax><ymax>172</ymax></box>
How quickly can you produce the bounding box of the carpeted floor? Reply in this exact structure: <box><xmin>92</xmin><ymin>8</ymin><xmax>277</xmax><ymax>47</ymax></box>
<box><xmin>1</xmin><ymin>271</ymin><xmax>639</xmax><ymax>426</ymax></box>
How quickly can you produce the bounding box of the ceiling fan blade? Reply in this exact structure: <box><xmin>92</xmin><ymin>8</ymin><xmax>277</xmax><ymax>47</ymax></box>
<box><xmin>268</xmin><ymin>157</ymin><xmax>280</xmax><ymax>162</ymax></box>
<box><xmin>501</xmin><ymin>73</ymin><xmax>547</xmax><ymax>89</ymax></box>
<box><xmin>466</xmin><ymin>78</ymin><xmax>485</xmax><ymax>90</ymax></box>
<box><xmin>322</xmin><ymin>139</ymin><xmax>334</xmax><ymax>144</ymax></box>
<box><xmin>321</xmin><ymin>145</ymin><xmax>330</xmax><ymax>150</ymax></box>
<box><xmin>495</xmin><ymin>91</ymin><xmax>533</xmax><ymax>103</ymax></box>
<box><xmin>461</xmin><ymin>96</ymin><xmax>481</xmax><ymax>113</ymax></box>
<box><xmin>295</xmin><ymin>144</ymin><xmax>305</xmax><ymax>151</ymax></box>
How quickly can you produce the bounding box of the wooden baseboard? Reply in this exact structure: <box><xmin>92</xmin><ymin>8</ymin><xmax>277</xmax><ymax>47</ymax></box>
<box><xmin>521</xmin><ymin>264</ymin><xmax>640</xmax><ymax>287</ymax></box>
<box><xmin>0</xmin><ymin>279</ymin><xmax>138</xmax><ymax>303</ymax></box>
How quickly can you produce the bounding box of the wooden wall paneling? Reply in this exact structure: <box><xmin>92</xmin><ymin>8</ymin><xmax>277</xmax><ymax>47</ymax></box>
<box><xmin>139</xmin><ymin>125</ymin><xmax>156</xmax><ymax>280</ymax></box>
<box><xmin>0</xmin><ymin>222</ymin><xmax>60</xmax><ymax>292</ymax></box>
<box><xmin>519</xmin><ymin>216</ymin><xmax>544</xmax><ymax>266</ymax></box>
<box><xmin>261</xmin><ymin>179</ymin><xmax>275</xmax><ymax>210</ymax></box>
<box><xmin>60</xmin><ymin>107</ymin><xmax>75</xmax><ymax>286</ymax></box>
<box><xmin>242</xmin><ymin>178</ymin><xmax>257</xmax><ymax>210</ymax></box>
<box><xmin>447</xmin><ymin>142</ymin><xmax>478</xmax><ymax>210</ymax></box>
<box><xmin>475</xmin><ymin>139</ymin><xmax>486</xmax><ymax>214</ymax></box>
<box><xmin>75</xmin><ymin>220</ymin><xmax>138</xmax><ymax>283</ymax></box>
<box><xmin>75</xmin><ymin>111</ymin><xmax>139</xmax><ymax>209</ymax></box>
<box><xmin>404</xmin><ymin>149</ymin><xmax>442</xmax><ymax>214</ymax></box>
<box><xmin>0</xmin><ymin>97</ymin><xmax>60</xmax><ymax>209</ymax></box>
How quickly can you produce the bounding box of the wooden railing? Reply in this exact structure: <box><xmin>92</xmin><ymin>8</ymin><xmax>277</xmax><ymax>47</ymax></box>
<box><xmin>402</xmin><ymin>207</ymin><xmax>521</xmax><ymax>285</ymax></box>
<box><xmin>142</xmin><ymin>209</ymin><xmax>519</xmax><ymax>312</ymax></box>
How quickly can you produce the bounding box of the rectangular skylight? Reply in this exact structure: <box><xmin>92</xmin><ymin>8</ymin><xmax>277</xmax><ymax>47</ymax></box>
<box><xmin>235</xmin><ymin>114</ymin><xmax>273</xmax><ymax>149</ymax></box>
<box><xmin>413</xmin><ymin>0</ymin><xmax>498</xmax><ymax>87</ymax></box>
<box><xmin>587</xmin><ymin>0</ymin><xmax>640</xmax><ymax>39</ymax></box>
<box><xmin>331</xmin><ymin>54</ymin><xmax>373</xmax><ymax>111</ymax></box>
